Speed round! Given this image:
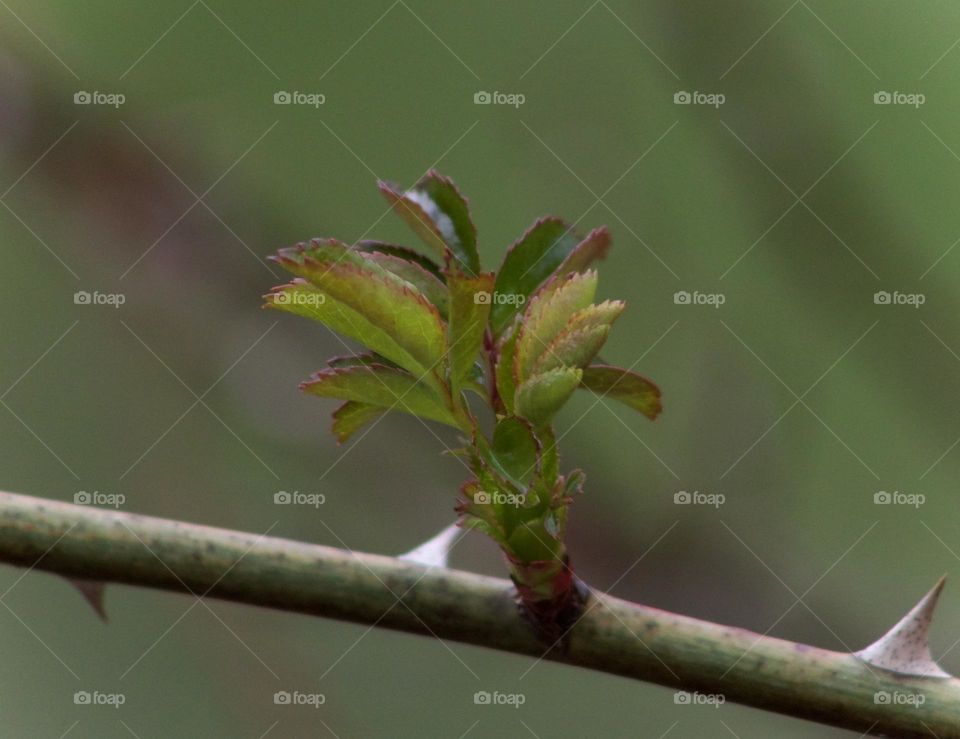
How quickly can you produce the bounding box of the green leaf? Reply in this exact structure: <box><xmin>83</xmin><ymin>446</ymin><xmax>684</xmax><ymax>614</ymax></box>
<box><xmin>554</xmin><ymin>226</ymin><xmax>611</xmax><ymax>277</ymax></box>
<box><xmin>514</xmin><ymin>367</ymin><xmax>583</xmax><ymax>427</ymax></box>
<box><xmin>463</xmin><ymin>360</ymin><xmax>487</xmax><ymax>397</ymax></box>
<box><xmin>514</xmin><ymin>270</ymin><xmax>598</xmax><ymax>383</ymax></box>
<box><xmin>378</xmin><ymin>172</ymin><xmax>480</xmax><ymax>274</ymax></box>
<box><xmin>301</xmin><ymin>365</ymin><xmax>459</xmax><ymax>428</ymax></box>
<box><xmin>579</xmin><ymin>364</ymin><xmax>662</xmax><ymax>420</ymax></box>
<box><xmin>456</xmin><ymin>480</ymin><xmax>507</xmax><ymax>545</ymax></box>
<box><xmin>354</xmin><ymin>241</ymin><xmax>444</xmax><ymax>279</ymax></box>
<box><xmin>562</xmin><ymin>468</ymin><xmax>585</xmax><ymax>499</ymax></box>
<box><xmin>505</xmin><ymin>521</ymin><xmax>562</xmax><ymax>563</ymax></box>
<box><xmin>326</xmin><ymin>352</ymin><xmax>399</xmax><ymax>369</ymax></box>
<box><xmin>265</xmin><ymin>281</ymin><xmax>423</xmax><ymax>378</ymax></box>
<box><xmin>362</xmin><ymin>251</ymin><xmax>449</xmax><ymax>318</ymax></box>
<box><xmin>564</xmin><ymin>300</ymin><xmax>625</xmax><ymax>331</ymax></box>
<box><xmin>489</xmin><ymin>217</ymin><xmax>581</xmax><ymax>336</ymax></box>
<box><xmin>331</xmin><ymin>401</ymin><xmax>385</xmax><ymax>444</ymax></box>
<box><xmin>492</xmin><ymin>416</ymin><xmax>540</xmax><ymax>485</ymax></box>
<box><xmin>494</xmin><ymin>324</ymin><xmax>520</xmax><ymax>414</ymax></box>
<box><xmin>536</xmin><ymin>424</ymin><xmax>559</xmax><ymax>486</ymax></box>
<box><xmin>378</xmin><ymin>181</ymin><xmax>446</xmax><ymax>259</ymax></box>
<box><xmin>532</xmin><ymin>300</ymin><xmax>624</xmax><ymax>373</ymax></box>
<box><xmin>413</xmin><ymin>171</ymin><xmax>479</xmax><ymax>274</ymax></box>
<box><xmin>270</xmin><ymin>241</ymin><xmax>447</xmax><ymax>377</ymax></box>
<box><xmin>446</xmin><ymin>272</ymin><xmax>494</xmax><ymax>395</ymax></box>
<box><xmin>534</xmin><ymin>325</ymin><xmax>611</xmax><ymax>374</ymax></box>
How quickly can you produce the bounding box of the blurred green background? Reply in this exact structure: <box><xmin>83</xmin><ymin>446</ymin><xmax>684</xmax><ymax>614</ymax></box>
<box><xmin>1</xmin><ymin>1</ymin><xmax>959</xmax><ymax>736</ymax></box>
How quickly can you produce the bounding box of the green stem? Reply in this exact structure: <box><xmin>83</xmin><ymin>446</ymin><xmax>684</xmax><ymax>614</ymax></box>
<box><xmin>0</xmin><ymin>490</ymin><xmax>958</xmax><ymax>737</ymax></box>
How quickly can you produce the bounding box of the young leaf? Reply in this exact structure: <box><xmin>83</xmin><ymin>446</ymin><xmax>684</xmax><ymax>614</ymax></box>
<box><xmin>565</xmin><ymin>300</ymin><xmax>625</xmax><ymax>332</ymax></box>
<box><xmin>495</xmin><ymin>324</ymin><xmax>521</xmax><ymax>414</ymax></box>
<box><xmin>534</xmin><ymin>325</ymin><xmax>611</xmax><ymax>374</ymax></box>
<box><xmin>326</xmin><ymin>352</ymin><xmax>398</xmax><ymax>369</ymax></box>
<box><xmin>446</xmin><ymin>272</ymin><xmax>494</xmax><ymax>395</ymax></box>
<box><xmin>362</xmin><ymin>251</ymin><xmax>450</xmax><ymax>318</ymax></box>
<box><xmin>515</xmin><ymin>367</ymin><xmax>583</xmax><ymax>427</ymax></box>
<box><xmin>271</xmin><ymin>242</ymin><xmax>447</xmax><ymax>376</ymax></box>
<box><xmin>265</xmin><ymin>281</ymin><xmax>427</xmax><ymax>378</ymax></box>
<box><xmin>515</xmin><ymin>271</ymin><xmax>598</xmax><ymax>383</ymax></box>
<box><xmin>301</xmin><ymin>365</ymin><xmax>459</xmax><ymax>428</ymax></box>
<box><xmin>462</xmin><ymin>360</ymin><xmax>488</xmax><ymax>398</ymax></box>
<box><xmin>532</xmin><ymin>300</ymin><xmax>624</xmax><ymax>374</ymax></box>
<box><xmin>354</xmin><ymin>241</ymin><xmax>444</xmax><ymax>279</ymax></box>
<box><xmin>378</xmin><ymin>172</ymin><xmax>480</xmax><ymax>274</ymax></box>
<box><xmin>490</xmin><ymin>218</ymin><xmax>581</xmax><ymax>336</ymax></box>
<box><xmin>456</xmin><ymin>480</ymin><xmax>507</xmax><ymax>545</ymax></box>
<box><xmin>553</xmin><ymin>226</ymin><xmax>611</xmax><ymax>279</ymax></box>
<box><xmin>331</xmin><ymin>401</ymin><xmax>386</xmax><ymax>444</ymax></box>
<box><xmin>413</xmin><ymin>171</ymin><xmax>479</xmax><ymax>273</ymax></box>
<box><xmin>579</xmin><ymin>364</ymin><xmax>662</xmax><ymax>420</ymax></box>
<box><xmin>506</xmin><ymin>521</ymin><xmax>562</xmax><ymax>563</ymax></box>
<box><xmin>491</xmin><ymin>416</ymin><xmax>540</xmax><ymax>485</ymax></box>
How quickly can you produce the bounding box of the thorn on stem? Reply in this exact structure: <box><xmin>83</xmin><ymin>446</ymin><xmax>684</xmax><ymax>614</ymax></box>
<box><xmin>855</xmin><ymin>575</ymin><xmax>950</xmax><ymax>678</ymax></box>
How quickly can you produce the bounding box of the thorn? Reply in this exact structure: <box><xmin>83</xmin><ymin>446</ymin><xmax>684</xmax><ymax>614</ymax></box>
<box><xmin>399</xmin><ymin>523</ymin><xmax>463</xmax><ymax>569</ymax></box>
<box><xmin>855</xmin><ymin>575</ymin><xmax>950</xmax><ymax>678</ymax></box>
<box><xmin>63</xmin><ymin>577</ymin><xmax>108</xmax><ymax>622</ymax></box>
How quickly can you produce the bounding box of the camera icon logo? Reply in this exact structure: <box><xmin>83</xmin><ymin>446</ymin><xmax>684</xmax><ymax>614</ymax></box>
<box><xmin>474</xmin><ymin>291</ymin><xmax>492</xmax><ymax>305</ymax></box>
<box><xmin>874</xmin><ymin>691</ymin><xmax>891</xmax><ymax>704</ymax></box>
<box><xmin>674</xmin><ymin>491</ymin><xmax>691</xmax><ymax>505</ymax></box>
<box><xmin>274</xmin><ymin>91</ymin><xmax>292</xmax><ymax>105</ymax></box>
<box><xmin>673</xmin><ymin>691</ymin><xmax>691</xmax><ymax>704</ymax></box>
<box><xmin>474</xmin><ymin>91</ymin><xmax>492</xmax><ymax>105</ymax></box>
<box><xmin>74</xmin><ymin>91</ymin><xmax>92</xmax><ymax>105</ymax></box>
<box><xmin>673</xmin><ymin>291</ymin><xmax>691</xmax><ymax>305</ymax></box>
<box><xmin>874</xmin><ymin>91</ymin><xmax>892</xmax><ymax>105</ymax></box>
<box><xmin>274</xmin><ymin>691</ymin><xmax>291</xmax><ymax>705</ymax></box>
<box><xmin>673</xmin><ymin>91</ymin><xmax>692</xmax><ymax>105</ymax></box>
<box><xmin>274</xmin><ymin>491</ymin><xmax>292</xmax><ymax>505</ymax></box>
<box><xmin>474</xmin><ymin>491</ymin><xmax>491</xmax><ymax>505</ymax></box>
<box><xmin>74</xmin><ymin>290</ymin><xmax>92</xmax><ymax>305</ymax></box>
<box><xmin>74</xmin><ymin>691</ymin><xmax>92</xmax><ymax>705</ymax></box>
<box><xmin>74</xmin><ymin>491</ymin><xmax>92</xmax><ymax>505</ymax></box>
<box><xmin>874</xmin><ymin>291</ymin><xmax>891</xmax><ymax>305</ymax></box>
<box><xmin>874</xmin><ymin>491</ymin><xmax>891</xmax><ymax>505</ymax></box>
<box><xmin>474</xmin><ymin>690</ymin><xmax>491</xmax><ymax>704</ymax></box>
